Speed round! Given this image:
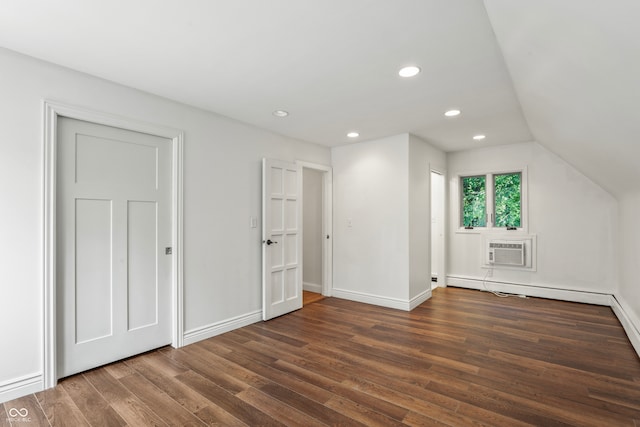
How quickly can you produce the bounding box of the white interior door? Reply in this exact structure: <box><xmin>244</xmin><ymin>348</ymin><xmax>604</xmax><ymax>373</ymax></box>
<box><xmin>56</xmin><ymin>117</ymin><xmax>172</xmax><ymax>378</ymax></box>
<box><xmin>262</xmin><ymin>158</ymin><xmax>303</xmax><ymax>320</ymax></box>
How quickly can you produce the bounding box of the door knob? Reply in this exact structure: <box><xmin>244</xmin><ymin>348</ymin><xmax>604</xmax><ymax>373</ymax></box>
<box><xmin>264</xmin><ymin>239</ymin><xmax>278</xmax><ymax>245</ymax></box>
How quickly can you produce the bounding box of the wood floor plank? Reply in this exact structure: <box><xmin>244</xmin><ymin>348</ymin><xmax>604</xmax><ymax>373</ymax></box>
<box><xmin>303</xmin><ymin>290</ymin><xmax>325</xmax><ymax>305</ymax></box>
<box><xmin>81</xmin><ymin>366</ymin><xmax>168</xmax><ymax>426</ymax></box>
<box><xmin>402</xmin><ymin>410</ymin><xmax>472</xmax><ymax>427</ymax></box>
<box><xmin>0</xmin><ymin>404</ymin><xmax>10</xmax><ymax>427</ymax></box>
<box><xmin>137</xmin><ymin>351</ymin><xmax>190</xmax><ymax>377</ymax></box>
<box><xmin>81</xmin><ymin>368</ymin><xmax>132</xmax><ymax>404</ymax></box>
<box><xmin>61</xmin><ymin>375</ymin><xmax>126</xmax><ymax>427</ymax></box>
<box><xmin>3</xmin><ymin>287</ymin><xmax>639</xmax><ymax>425</ymax></box>
<box><xmin>103</xmin><ymin>360</ymin><xmax>136</xmax><ymax>379</ymax></box>
<box><xmin>469</xmin><ymin>382</ymin><xmax>634</xmax><ymax>426</ymax></box>
<box><xmin>118</xmin><ymin>373</ymin><xmax>205</xmax><ymax>426</ymax></box>
<box><xmin>109</xmin><ymin>397</ymin><xmax>168</xmax><ymax>427</ymax></box>
<box><xmin>191</xmin><ymin>404</ymin><xmax>248</xmax><ymax>427</ymax></box>
<box><xmin>324</xmin><ymin>394</ymin><xmax>406</xmax><ymax>427</ymax></box>
<box><xmin>124</xmin><ymin>357</ymin><xmax>212</xmax><ymax>414</ymax></box>
<box><xmin>3</xmin><ymin>393</ymin><xmax>50</xmax><ymax>426</ymax></box>
<box><xmin>165</xmin><ymin>343</ymin><xmax>269</xmax><ymax>392</ymax></box>
<box><xmin>60</xmin><ymin>358</ymin><xmax>196</xmax><ymax>427</ymax></box>
<box><xmin>175</xmin><ymin>370</ymin><xmax>284</xmax><ymax>427</ymax></box>
<box><xmin>236</xmin><ymin>386</ymin><xmax>326</xmax><ymax>427</ymax></box>
<box><xmin>36</xmin><ymin>383</ymin><xmax>90</xmax><ymax>426</ymax></box>
<box><xmin>341</xmin><ymin>376</ymin><xmax>461</xmax><ymax>417</ymax></box>
<box><xmin>272</xmin><ymin>359</ymin><xmax>411</xmax><ymax>421</ymax></box>
<box><xmin>213</xmin><ymin>346</ymin><xmax>336</xmax><ymax>404</ymax></box>
<box><xmin>258</xmin><ymin>382</ymin><xmax>367</xmax><ymax>426</ymax></box>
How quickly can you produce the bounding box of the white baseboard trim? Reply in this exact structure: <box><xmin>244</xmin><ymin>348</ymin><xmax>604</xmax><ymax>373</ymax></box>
<box><xmin>409</xmin><ymin>289</ymin><xmax>432</xmax><ymax>310</ymax></box>
<box><xmin>446</xmin><ymin>276</ymin><xmax>611</xmax><ymax>306</ymax></box>
<box><xmin>303</xmin><ymin>282</ymin><xmax>322</xmax><ymax>293</ymax></box>
<box><xmin>183</xmin><ymin>310</ymin><xmax>262</xmax><ymax>346</ymax></box>
<box><xmin>610</xmin><ymin>295</ymin><xmax>640</xmax><ymax>358</ymax></box>
<box><xmin>332</xmin><ymin>288</ymin><xmax>429</xmax><ymax>311</ymax></box>
<box><xmin>0</xmin><ymin>373</ymin><xmax>42</xmax><ymax>404</ymax></box>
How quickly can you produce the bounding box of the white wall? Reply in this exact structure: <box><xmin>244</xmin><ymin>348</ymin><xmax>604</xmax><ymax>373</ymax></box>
<box><xmin>447</xmin><ymin>142</ymin><xmax>618</xmax><ymax>298</ymax></box>
<box><xmin>302</xmin><ymin>168</ymin><xmax>323</xmax><ymax>290</ymax></box>
<box><xmin>332</xmin><ymin>134</ymin><xmax>409</xmax><ymax>302</ymax></box>
<box><xmin>408</xmin><ymin>135</ymin><xmax>446</xmax><ymax>299</ymax></box>
<box><xmin>332</xmin><ymin>134</ymin><xmax>444</xmax><ymax>308</ymax></box>
<box><xmin>0</xmin><ymin>48</ymin><xmax>330</xmax><ymax>402</ymax></box>
<box><xmin>617</xmin><ymin>192</ymin><xmax>640</xmax><ymax>344</ymax></box>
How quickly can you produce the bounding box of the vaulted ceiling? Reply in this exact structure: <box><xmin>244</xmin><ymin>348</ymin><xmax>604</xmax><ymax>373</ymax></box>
<box><xmin>484</xmin><ymin>0</ymin><xmax>640</xmax><ymax>196</ymax></box>
<box><xmin>0</xmin><ymin>1</ymin><xmax>637</xmax><ymax>196</ymax></box>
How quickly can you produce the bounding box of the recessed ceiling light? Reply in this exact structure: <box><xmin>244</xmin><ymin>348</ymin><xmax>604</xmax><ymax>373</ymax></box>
<box><xmin>347</xmin><ymin>132</ymin><xmax>360</xmax><ymax>138</ymax></box>
<box><xmin>473</xmin><ymin>134</ymin><xmax>486</xmax><ymax>141</ymax></box>
<box><xmin>398</xmin><ymin>66</ymin><xmax>421</xmax><ymax>78</ymax></box>
<box><xmin>444</xmin><ymin>109</ymin><xmax>461</xmax><ymax>117</ymax></box>
<box><xmin>272</xmin><ymin>110</ymin><xmax>289</xmax><ymax>117</ymax></box>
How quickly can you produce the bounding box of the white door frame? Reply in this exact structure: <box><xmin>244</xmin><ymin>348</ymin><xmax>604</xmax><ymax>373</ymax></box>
<box><xmin>297</xmin><ymin>161</ymin><xmax>333</xmax><ymax>297</ymax></box>
<box><xmin>430</xmin><ymin>168</ymin><xmax>446</xmax><ymax>288</ymax></box>
<box><xmin>42</xmin><ymin>100</ymin><xmax>184</xmax><ymax>389</ymax></box>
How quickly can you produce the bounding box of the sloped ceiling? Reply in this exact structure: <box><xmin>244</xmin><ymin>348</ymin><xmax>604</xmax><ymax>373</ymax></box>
<box><xmin>0</xmin><ymin>0</ymin><xmax>531</xmax><ymax>151</ymax></box>
<box><xmin>484</xmin><ymin>0</ymin><xmax>640</xmax><ymax>196</ymax></box>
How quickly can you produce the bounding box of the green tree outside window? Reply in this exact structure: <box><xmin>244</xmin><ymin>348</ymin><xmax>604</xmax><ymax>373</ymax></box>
<box><xmin>494</xmin><ymin>173</ymin><xmax>521</xmax><ymax>227</ymax></box>
<box><xmin>461</xmin><ymin>176</ymin><xmax>486</xmax><ymax>227</ymax></box>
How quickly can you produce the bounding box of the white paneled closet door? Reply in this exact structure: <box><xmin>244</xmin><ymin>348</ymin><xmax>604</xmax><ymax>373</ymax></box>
<box><xmin>56</xmin><ymin>117</ymin><xmax>172</xmax><ymax>378</ymax></box>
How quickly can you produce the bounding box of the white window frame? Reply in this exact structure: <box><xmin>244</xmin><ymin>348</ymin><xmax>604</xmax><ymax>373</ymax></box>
<box><xmin>455</xmin><ymin>166</ymin><xmax>528</xmax><ymax>234</ymax></box>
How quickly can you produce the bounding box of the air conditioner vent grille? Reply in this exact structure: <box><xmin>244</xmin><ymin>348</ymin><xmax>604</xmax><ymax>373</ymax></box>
<box><xmin>487</xmin><ymin>240</ymin><xmax>525</xmax><ymax>266</ymax></box>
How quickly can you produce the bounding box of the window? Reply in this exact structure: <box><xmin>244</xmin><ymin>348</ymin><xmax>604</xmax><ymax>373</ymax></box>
<box><xmin>459</xmin><ymin>170</ymin><xmax>525</xmax><ymax>230</ymax></box>
<box><xmin>493</xmin><ymin>172</ymin><xmax>521</xmax><ymax>227</ymax></box>
<box><xmin>461</xmin><ymin>175</ymin><xmax>486</xmax><ymax>227</ymax></box>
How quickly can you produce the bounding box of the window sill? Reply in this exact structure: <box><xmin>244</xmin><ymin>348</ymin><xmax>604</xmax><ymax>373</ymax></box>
<box><xmin>456</xmin><ymin>227</ymin><xmax>528</xmax><ymax>235</ymax></box>
<box><xmin>456</xmin><ymin>227</ymin><xmax>483</xmax><ymax>235</ymax></box>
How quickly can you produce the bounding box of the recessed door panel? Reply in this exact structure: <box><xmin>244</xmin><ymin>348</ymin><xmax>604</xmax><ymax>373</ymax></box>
<box><xmin>270</xmin><ymin>234</ymin><xmax>284</xmax><ymax>268</ymax></box>
<box><xmin>271</xmin><ymin>271</ymin><xmax>284</xmax><ymax>304</ymax></box>
<box><xmin>284</xmin><ymin>169</ymin><xmax>297</xmax><ymax>196</ymax></box>
<box><xmin>285</xmin><ymin>199</ymin><xmax>297</xmax><ymax>231</ymax></box>
<box><xmin>285</xmin><ymin>268</ymin><xmax>298</xmax><ymax>300</ymax></box>
<box><xmin>271</xmin><ymin>167</ymin><xmax>283</xmax><ymax>195</ymax></box>
<box><xmin>75</xmin><ymin>134</ymin><xmax>158</xmax><ymax>190</ymax></box>
<box><xmin>75</xmin><ymin>199</ymin><xmax>113</xmax><ymax>344</ymax></box>
<box><xmin>285</xmin><ymin>234</ymin><xmax>297</xmax><ymax>266</ymax></box>
<box><xmin>271</xmin><ymin>199</ymin><xmax>284</xmax><ymax>232</ymax></box>
<box><xmin>128</xmin><ymin>201</ymin><xmax>158</xmax><ymax>330</ymax></box>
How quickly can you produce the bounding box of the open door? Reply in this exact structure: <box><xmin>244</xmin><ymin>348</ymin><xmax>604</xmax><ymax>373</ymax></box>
<box><xmin>262</xmin><ymin>158</ymin><xmax>303</xmax><ymax>320</ymax></box>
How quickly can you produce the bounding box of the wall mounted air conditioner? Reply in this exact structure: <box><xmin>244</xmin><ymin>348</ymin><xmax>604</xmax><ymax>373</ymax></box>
<box><xmin>487</xmin><ymin>240</ymin><xmax>525</xmax><ymax>267</ymax></box>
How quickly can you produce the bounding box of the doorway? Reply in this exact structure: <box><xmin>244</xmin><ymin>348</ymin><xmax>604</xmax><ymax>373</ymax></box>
<box><xmin>261</xmin><ymin>160</ymin><xmax>332</xmax><ymax>317</ymax></box>
<box><xmin>300</xmin><ymin>162</ymin><xmax>332</xmax><ymax>305</ymax></box>
<box><xmin>431</xmin><ymin>171</ymin><xmax>445</xmax><ymax>289</ymax></box>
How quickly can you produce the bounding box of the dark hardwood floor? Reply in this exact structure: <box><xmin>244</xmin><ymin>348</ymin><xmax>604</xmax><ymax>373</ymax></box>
<box><xmin>303</xmin><ymin>291</ymin><xmax>325</xmax><ymax>306</ymax></box>
<box><xmin>3</xmin><ymin>287</ymin><xmax>640</xmax><ymax>426</ymax></box>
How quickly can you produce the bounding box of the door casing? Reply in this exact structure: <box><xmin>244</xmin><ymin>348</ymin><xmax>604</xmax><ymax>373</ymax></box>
<box><xmin>430</xmin><ymin>168</ymin><xmax>446</xmax><ymax>288</ymax></box>
<box><xmin>42</xmin><ymin>100</ymin><xmax>184</xmax><ymax>389</ymax></box>
<box><xmin>298</xmin><ymin>161</ymin><xmax>333</xmax><ymax>297</ymax></box>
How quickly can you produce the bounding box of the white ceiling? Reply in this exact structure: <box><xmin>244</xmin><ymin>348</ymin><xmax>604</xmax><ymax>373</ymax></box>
<box><xmin>0</xmin><ymin>0</ymin><xmax>532</xmax><ymax>151</ymax></box>
<box><xmin>1</xmin><ymin>1</ymin><xmax>637</xmax><ymax>196</ymax></box>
